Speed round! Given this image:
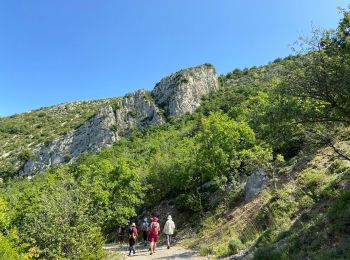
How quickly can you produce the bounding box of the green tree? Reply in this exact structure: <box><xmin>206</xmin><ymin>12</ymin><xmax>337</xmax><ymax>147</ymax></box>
<box><xmin>196</xmin><ymin>112</ymin><xmax>271</xmax><ymax>183</ymax></box>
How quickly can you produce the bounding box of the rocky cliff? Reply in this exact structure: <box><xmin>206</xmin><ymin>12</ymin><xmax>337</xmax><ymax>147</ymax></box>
<box><xmin>21</xmin><ymin>106</ymin><xmax>118</xmax><ymax>174</ymax></box>
<box><xmin>114</xmin><ymin>89</ymin><xmax>164</xmax><ymax>137</ymax></box>
<box><xmin>20</xmin><ymin>64</ymin><xmax>218</xmax><ymax>175</ymax></box>
<box><xmin>152</xmin><ymin>64</ymin><xmax>218</xmax><ymax>117</ymax></box>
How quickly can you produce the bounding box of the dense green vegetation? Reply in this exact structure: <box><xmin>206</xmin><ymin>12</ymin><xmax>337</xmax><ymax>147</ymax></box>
<box><xmin>1</xmin><ymin>154</ymin><xmax>144</xmax><ymax>259</ymax></box>
<box><xmin>1</xmin><ymin>8</ymin><xmax>350</xmax><ymax>260</ymax></box>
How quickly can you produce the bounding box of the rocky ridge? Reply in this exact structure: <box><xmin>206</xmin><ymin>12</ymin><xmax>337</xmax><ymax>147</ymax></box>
<box><xmin>21</xmin><ymin>106</ymin><xmax>117</xmax><ymax>174</ymax></box>
<box><xmin>20</xmin><ymin>64</ymin><xmax>218</xmax><ymax>175</ymax></box>
<box><xmin>153</xmin><ymin>64</ymin><xmax>217</xmax><ymax>117</ymax></box>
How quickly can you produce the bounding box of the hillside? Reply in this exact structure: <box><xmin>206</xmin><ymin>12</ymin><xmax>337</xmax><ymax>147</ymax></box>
<box><xmin>0</xmin><ymin>9</ymin><xmax>350</xmax><ymax>260</ymax></box>
<box><xmin>0</xmin><ymin>64</ymin><xmax>217</xmax><ymax>178</ymax></box>
<box><xmin>181</xmin><ymin>146</ymin><xmax>350</xmax><ymax>259</ymax></box>
<box><xmin>0</xmin><ymin>98</ymin><xmax>118</xmax><ymax>178</ymax></box>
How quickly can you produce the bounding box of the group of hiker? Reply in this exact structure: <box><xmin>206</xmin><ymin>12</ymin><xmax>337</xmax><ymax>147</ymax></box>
<box><xmin>118</xmin><ymin>215</ymin><xmax>175</xmax><ymax>256</ymax></box>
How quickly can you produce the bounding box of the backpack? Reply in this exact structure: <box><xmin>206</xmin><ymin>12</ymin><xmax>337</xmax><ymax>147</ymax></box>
<box><xmin>128</xmin><ymin>227</ymin><xmax>136</xmax><ymax>239</ymax></box>
<box><xmin>150</xmin><ymin>222</ymin><xmax>159</xmax><ymax>233</ymax></box>
<box><xmin>141</xmin><ymin>221</ymin><xmax>149</xmax><ymax>231</ymax></box>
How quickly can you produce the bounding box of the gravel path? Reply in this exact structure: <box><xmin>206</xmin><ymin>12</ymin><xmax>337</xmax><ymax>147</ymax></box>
<box><xmin>104</xmin><ymin>243</ymin><xmax>207</xmax><ymax>259</ymax></box>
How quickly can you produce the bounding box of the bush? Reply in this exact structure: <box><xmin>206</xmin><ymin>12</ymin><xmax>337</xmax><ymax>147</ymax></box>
<box><xmin>110</xmin><ymin>124</ymin><xmax>119</xmax><ymax>132</ymax></box>
<box><xmin>128</xmin><ymin>109</ymin><xmax>137</xmax><ymax>117</ymax></box>
<box><xmin>254</xmin><ymin>245</ymin><xmax>289</xmax><ymax>260</ymax></box>
<box><xmin>180</xmin><ymin>77</ymin><xmax>189</xmax><ymax>84</ymax></box>
<box><xmin>175</xmin><ymin>193</ymin><xmax>201</xmax><ymax>212</ymax></box>
<box><xmin>228</xmin><ymin>236</ymin><xmax>243</xmax><ymax>254</ymax></box>
<box><xmin>18</xmin><ymin>150</ymin><xmax>33</xmax><ymax>161</ymax></box>
<box><xmin>0</xmin><ymin>233</ymin><xmax>23</xmax><ymax>260</ymax></box>
<box><xmin>228</xmin><ymin>187</ymin><xmax>243</xmax><ymax>208</ymax></box>
<box><xmin>298</xmin><ymin>170</ymin><xmax>328</xmax><ymax>201</ymax></box>
<box><xmin>199</xmin><ymin>245</ymin><xmax>213</xmax><ymax>256</ymax></box>
<box><xmin>326</xmin><ymin>160</ymin><xmax>348</xmax><ymax>175</ymax></box>
<box><xmin>63</xmin><ymin>154</ymin><xmax>72</xmax><ymax>163</ymax></box>
<box><xmin>299</xmin><ymin>195</ymin><xmax>314</xmax><ymax>209</ymax></box>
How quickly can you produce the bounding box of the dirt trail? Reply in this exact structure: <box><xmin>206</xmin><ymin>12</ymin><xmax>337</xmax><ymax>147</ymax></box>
<box><xmin>104</xmin><ymin>243</ymin><xmax>207</xmax><ymax>259</ymax></box>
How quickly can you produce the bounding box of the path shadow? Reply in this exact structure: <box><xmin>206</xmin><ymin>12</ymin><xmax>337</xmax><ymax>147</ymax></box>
<box><xmin>156</xmin><ymin>251</ymin><xmax>197</xmax><ymax>259</ymax></box>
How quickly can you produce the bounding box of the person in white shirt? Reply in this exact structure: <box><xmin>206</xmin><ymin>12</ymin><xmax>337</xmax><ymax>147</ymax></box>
<box><xmin>163</xmin><ymin>215</ymin><xmax>175</xmax><ymax>249</ymax></box>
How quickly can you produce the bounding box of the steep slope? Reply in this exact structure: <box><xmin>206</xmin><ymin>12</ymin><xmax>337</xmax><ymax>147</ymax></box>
<box><xmin>181</xmin><ymin>146</ymin><xmax>350</xmax><ymax>259</ymax></box>
<box><xmin>0</xmin><ymin>98</ymin><xmax>118</xmax><ymax>178</ymax></box>
<box><xmin>1</xmin><ymin>55</ymin><xmax>349</xmax><ymax>259</ymax></box>
<box><xmin>20</xmin><ymin>106</ymin><xmax>118</xmax><ymax>175</ymax></box>
<box><xmin>1</xmin><ymin>64</ymin><xmax>217</xmax><ymax>176</ymax></box>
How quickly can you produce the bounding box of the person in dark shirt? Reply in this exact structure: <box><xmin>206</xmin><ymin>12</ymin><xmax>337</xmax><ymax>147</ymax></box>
<box><xmin>141</xmin><ymin>217</ymin><xmax>149</xmax><ymax>246</ymax></box>
<box><xmin>128</xmin><ymin>223</ymin><xmax>138</xmax><ymax>256</ymax></box>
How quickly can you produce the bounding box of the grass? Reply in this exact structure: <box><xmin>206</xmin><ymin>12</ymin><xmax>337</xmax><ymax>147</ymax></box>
<box><xmin>0</xmin><ymin>98</ymin><xmax>119</xmax><ymax>178</ymax></box>
<box><xmin>182</xmin><ymin>146</ymin><xmax>350</xmax><ymax>259</ymax></box>
<box><xmin>103</xmin><ymin>251</ymin><xmax>125</xmax><ymax>260</ymax></box>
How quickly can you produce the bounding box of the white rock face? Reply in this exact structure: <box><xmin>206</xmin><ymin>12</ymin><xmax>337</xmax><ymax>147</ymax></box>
<box><xmin>244</xmin><ymin>170</ymin><xmax>268</xmax><ymax>202</ymax></box>
<box><xmin>20</xmin><ymin>64</ymin><xmax>218</xmax><ymax>175</ymax></box>
<box><xmin>152</xmin><ymin>64</ymin><xmax>218</xmax><ymax>117</ymax></box>
<box><xmin>21</xmin><ymin>107</ymin><xmax>117</xmax><ymax>175</ymax></box>
<box><xmin>115</xmin><ymin>90</ymin><xmax>164</xmax><ymax>137</ymax></box>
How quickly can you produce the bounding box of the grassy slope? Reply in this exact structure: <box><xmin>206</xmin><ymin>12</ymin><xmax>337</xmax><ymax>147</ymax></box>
<box><xmin>181</xmin><ymin>146</ymin><xmax>350</xmax><ymax>259</ymax></box>
<box><xmin>0</xmin><ymin>97</ymin><xmax>119</xmax><ymax>178</ymax></box>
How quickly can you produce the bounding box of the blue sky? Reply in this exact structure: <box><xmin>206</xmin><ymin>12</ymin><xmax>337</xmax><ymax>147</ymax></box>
<box><xmin>0</xmin><ymin>1</ymin><xmax>348</xmax><ymax>116</ymax></box>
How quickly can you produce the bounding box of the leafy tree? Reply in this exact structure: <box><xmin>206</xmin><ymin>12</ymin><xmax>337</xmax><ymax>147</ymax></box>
<box><xmin>271</xmin><ymin>9</ymin><xmax>350</xmax><ymax>160</ymax></box>
<box><xmin>278</xmin><ymin>9</ymin><xmax>350</xmax><ymax>124</ymax></box>
<box><xmin>19</xmin><ymin>176</ymin><xmax>105</xmax><ymax>259</ymax></box>
<box><xmin>196</xmin><ymin>112</ymin><xmax>272</xmax><ymax>183</ymax></box>
<box><xmin>0</xmin><ymin>197</ymin><xmax>32</xmax><ymax>260</ymax></box>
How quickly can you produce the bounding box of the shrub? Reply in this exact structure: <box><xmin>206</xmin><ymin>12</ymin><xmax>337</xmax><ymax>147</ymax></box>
<box><xmin>298</xmin><ymin>170</ymin><xmax>328</xmax><ymax>201</ymax></box>
<box><xmin>228</xmin><ymin>187</ymin><xmax>243</xmax><ymax>208</ymax></box>
<box><xmin>326</xmin><ymin>160</ymin><xmax>348</xmax><ymax>175</ymax></box>
<box><xmin>254</xmin><ymin>245</ymin><xmax>289</xmax><ymax>260</ymax></box>
<box><xmin>18</xmin><ymin>150</ymin><xmax>33</xmax><ymax>161</ymax></box>
<box><xmin>110</xmin><ymin>124</ymin><xmax>119</xmax><ymax>132</ymax></box>
<box><xmin>175</xmin><ymin>193</ymin><xmax>201</xmax><ymax>212</ymax></box>
<box><xmin>299</xmin><ymin>195</ymin><xmax>314</xmax><ymax>209</ymax></box>
<box><xmin>180</xmin><ymin>77</ymin><xmax>189</xmax><ymax>84</ymax></box>
<box><xmin>0</xmin><ymin>233</ymin><xmax>25</xmax><ymax>260</ymax></box>
<box><xmin>128</xmin><ymin>109</ymin><xmax>137</xmax><ymax>118</ymax></box>
<box><xmin>228</xmin><ymin>236</ymin><xmax>243</xmax><ymax>255</ymax></box>
<box><xmin>199</xmin><ymin>245</ymin><xmax>213</xmax><ymax>256</ymax></box>
<box><xmin>64</xmin><ymin>154</ymin><xmax>72</xmax><ymax>163</ymax></box>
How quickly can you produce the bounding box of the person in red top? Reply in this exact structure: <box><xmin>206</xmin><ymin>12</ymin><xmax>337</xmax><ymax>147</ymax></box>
<box><xmin>148</xmin><ymin>216</ymin><xmax>160</xmax><ymax>255</ymax></box>
<box><xmin>128</xmin><ymin>223</ymin><xmax>138</xmax><ymax>256</ymax></box>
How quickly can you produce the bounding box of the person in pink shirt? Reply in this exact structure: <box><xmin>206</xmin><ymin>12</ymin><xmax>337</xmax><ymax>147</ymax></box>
<box><xmin>148</xmin><ymin>217</ymin><xmax>160</xmax><ymax>255</ymax></box>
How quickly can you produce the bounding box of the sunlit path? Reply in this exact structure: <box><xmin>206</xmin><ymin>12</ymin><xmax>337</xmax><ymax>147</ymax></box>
<box><xmin>104</xmin><ymin>243</ymin><xmax>207</xmax><ymax>259</ymax></box>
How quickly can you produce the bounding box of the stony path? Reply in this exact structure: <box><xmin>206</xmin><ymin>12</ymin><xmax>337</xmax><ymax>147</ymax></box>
<box><xmin>104</xmin><ymin>243</ymin><xmax>207</xmax><ymax>260</ymax></box>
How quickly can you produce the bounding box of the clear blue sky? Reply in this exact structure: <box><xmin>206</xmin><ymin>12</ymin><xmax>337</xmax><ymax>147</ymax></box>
<box><xmin>0</xmin><ymin>1</ymin><xmax>348</xmax><ymax>117</ymax></box>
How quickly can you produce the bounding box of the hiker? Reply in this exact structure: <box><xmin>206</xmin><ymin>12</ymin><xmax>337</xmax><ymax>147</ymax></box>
<box><xmin>163</xmin><ymin>215</ymin><xmax>175</xmax><ymax>249</ymax></box>
<box><xmin>148</xmin><ymin>216</ymin><xmax>160</xmax><ymax>255</ymax></box>
<box><xmin>118</xmin><ymin>226</ymin><xmax>126</xmax><ymax>243</ymax></box>
<box><xmin>117</xmin><ymin>226</ymin><xmax>123</xmax><ymax>243</ymax></box>
<box><xmin>128</xmin><ymin>223</ymin><xmax>138</xmax><ymax>256</ymax></box>
<box><xmin>141</xmin><ymin>217</ymin><xmax>149</xmax><ymax>246</ymax></box>
<box><xmin>147</xmin><ymin>217</ymin><xmax>154</xmax><ymax>252</ymax></box>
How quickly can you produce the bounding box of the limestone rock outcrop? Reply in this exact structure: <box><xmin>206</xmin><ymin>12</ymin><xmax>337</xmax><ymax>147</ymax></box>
<box><xmin>152</xmin><ymin>64</ymin><xmax>218</xmax><ymax>117</ymax></box>
<box><xmin>115</xmin><ymin>90</ymin><xmax>164</xmax><ymax>137</ymax></box>
<box><xmin>244</xmin><ymin>170</ymin><xmax>268</xmax><ymax>201</ymax></box>
<box><xmin>20</xmin><ymin>64</ymin><xmax>218</xmax><ymax>175</ymax></box>
<box><xmin>21</xmin><ymin>106</ymin><xmax>117</xmax><ymax>175</ymax></box>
